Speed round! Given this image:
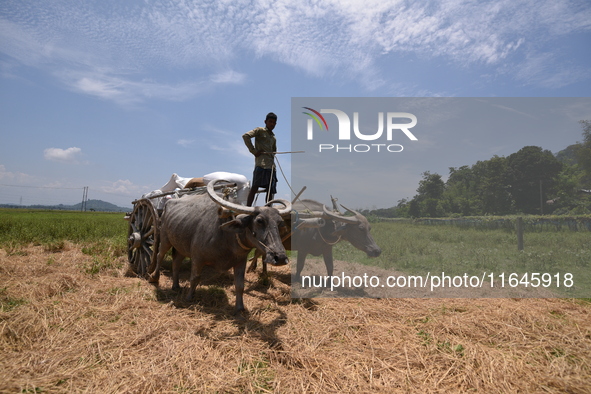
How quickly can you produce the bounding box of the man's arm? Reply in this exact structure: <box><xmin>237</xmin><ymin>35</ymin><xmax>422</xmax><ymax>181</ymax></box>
<box><xmin>242</xmin><ymin>129</ymin><xmax>259</xmax><ymax>156</ymax></box>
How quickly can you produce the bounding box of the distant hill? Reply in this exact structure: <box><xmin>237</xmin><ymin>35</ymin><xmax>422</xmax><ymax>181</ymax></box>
<box><xmin>0</xmin><ymin>199</ymin><xmax>132</xmax><ymax>212</ymax></box>
<box><xmin>555</xmin><ymin>144</ymin><xmax>578</xmax><ymax>166</ymax></box>
<box><xmin>72</xmin><ymin>199</ymin><xmax>132</xmax><ymax>212</ymax></box>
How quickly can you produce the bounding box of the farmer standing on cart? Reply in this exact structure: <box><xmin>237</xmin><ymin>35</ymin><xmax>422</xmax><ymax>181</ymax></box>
<box><xmin>242</xmin><ymin>112</ymin><xmax>278</xmax><ymax>206</ymax></box>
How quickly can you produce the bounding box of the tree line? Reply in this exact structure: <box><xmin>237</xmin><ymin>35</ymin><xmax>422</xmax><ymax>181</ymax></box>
<box><xmin>365</xmin><ymin>120</ymin><xmax>591</xmax><ymax>218</ymax></box>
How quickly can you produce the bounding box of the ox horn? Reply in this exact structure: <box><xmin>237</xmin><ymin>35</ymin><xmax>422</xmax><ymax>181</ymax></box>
<box><xmin>340</xmin><ymin>204</ymin><xmax>363</xmax><ymax>218</ymax></box>
<box><xmin>298</xmin><ymin>210</ymin><xmax>324</xmax><ymax>219</ymax></box>
<box><xmin>207</xmin><ymin>179</ymin><xmax>256</xmax><ymax>214</ymax></box>
<box><xmin>322</xmin><ymin>204</ymin><xmax>360</xmax><ymax>224</ymax></box>
<box><xmin>265</xmin><ymin>199</ymin><xmax>293</xmax><ymax>217</ymax></box>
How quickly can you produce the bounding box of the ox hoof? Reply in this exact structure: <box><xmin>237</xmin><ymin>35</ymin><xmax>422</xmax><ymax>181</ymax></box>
<box><xmin>233</xmin><ymin>308</ymin><xmax>247</xmax><ymax>320</ymax></box>
<box><xmin>185</xmin><ymin>290</ymin><xmax>195</xmax><ymax>302</ymax></box>
<box><xmin>147</xmin><ymin>273</ymin><xmax>160</xmax><ymax>284</ymax></box>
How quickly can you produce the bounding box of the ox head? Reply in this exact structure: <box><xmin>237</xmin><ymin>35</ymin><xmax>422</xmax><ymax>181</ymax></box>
<box><xmin>207</xmin><ymin>180</ymin><xmax>291</xmax><ymax>266</ymax></box>
<box><xmin>322</xmin><ymin>204</ymin><xmax>382</xmax><ymax>258</ymax></box>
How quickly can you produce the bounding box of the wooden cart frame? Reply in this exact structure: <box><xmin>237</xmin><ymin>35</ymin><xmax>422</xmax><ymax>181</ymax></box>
<box><xmin>124</xmin><ymin>183</ymin><xmax>237</xmax><ymax>278</ymax></box>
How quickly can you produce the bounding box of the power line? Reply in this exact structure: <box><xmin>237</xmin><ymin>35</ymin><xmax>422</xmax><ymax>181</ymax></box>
<box><xmin>1</xmin><ymin>184</ymin><xmax>137</xmax><ymax>198</ymax></box>
<box><xmin>94</xmin><ymin>189</ymin><xmax>135</xmax><ymax>197</ymax></box>
<box><xmin>0</xmin><ymin>184</ymin><xmax>134</xmax><ymax>207</ymax></box>
<box><xmin>0</xmin><ymin>184</ymin><xmax>88</xmax><ymax>207</ymax></box>
<box><xmin>0</xmin><ymin>184</ymin><xmax>84</xmax><ymax>190</ymax></box>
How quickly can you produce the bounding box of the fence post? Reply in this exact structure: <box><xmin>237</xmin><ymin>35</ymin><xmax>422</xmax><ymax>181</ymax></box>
<box><xmin>516</xmin><ymin>217</ymin><xmax>524</xmax><ymax>251</ymax></box>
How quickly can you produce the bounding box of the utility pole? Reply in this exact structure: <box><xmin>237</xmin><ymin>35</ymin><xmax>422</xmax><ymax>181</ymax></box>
<box><xmin>81</xmin><ymin>187</ymin><xmax>89</xmax><ymax>211</ymax></box>
<box><xmin>539</xmin><ymin>179</ymin><xmax>543</xmax><ymax>215</ymax></box>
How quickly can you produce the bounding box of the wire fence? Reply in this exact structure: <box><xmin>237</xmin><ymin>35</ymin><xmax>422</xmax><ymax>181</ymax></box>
<box><xmin>401</xmin><ymin>216</ymin><xmax>591</xmax><ymax>232</ymax></box>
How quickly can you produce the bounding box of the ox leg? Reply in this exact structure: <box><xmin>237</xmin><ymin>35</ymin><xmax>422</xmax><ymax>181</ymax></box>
<box><xmin>171</xmin><ymin>248</ymin><xmax>185</xmax><ymax>291</ymax></box>
<box><xmin>247</xmin><ymin>254</ymin><xmax>259</xmax><ymax>273</ymax></box>
<box><xmin>186</xmin><ymin>258</ymin><xmax>205</xmax><ymax>302</ymax></box>
<box><xmin>262</xmin><ymin>261</ymin><xmax>268</xmax><ymax>276</ymax></box>
<box><xmin>322</xmin><ymin>248</ymin><xmax>334</xmax><ymax>278</ymax></box>
<box><xmin>294</xmin><ymin>251</ymin><xmax>308</xmax><ymax>282</ymax></box>
<box><xmin>247</xmin><ymin>251</ymin><xmax>268</xmax><ymax>277</ymax></box>
<box><xmin>149</xmin><ymin>240</ymin><xmax>171</xmax><ymax>284</ymax></box>
<box><xmin>233</xmin><ymin>261</ymin><xmax>247</xmax><ymax>314</ymax></box>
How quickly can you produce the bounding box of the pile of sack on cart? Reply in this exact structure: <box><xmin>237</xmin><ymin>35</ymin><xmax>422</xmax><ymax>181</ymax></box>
<box><xmin>142</xmin><ymin>172</ymin><xmax>250</xmax><ymax>209</ymax></box>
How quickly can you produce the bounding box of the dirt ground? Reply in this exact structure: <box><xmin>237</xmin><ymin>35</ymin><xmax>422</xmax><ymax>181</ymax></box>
<box><xmin>1</xmin><ymin>245</ymin><xmax>590</xmax><ymax>393</ymax></box>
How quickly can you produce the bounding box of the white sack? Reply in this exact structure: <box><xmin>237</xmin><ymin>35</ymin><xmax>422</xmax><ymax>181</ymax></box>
<box><xmin>160</xmin><ymin>173</ymin><xmax>194</xmax><ymax>192</ymax></box>
<box><xmin>203</xmin><ymin>172</ymin><xmax>250</xmax><ymax>205</ymax></box>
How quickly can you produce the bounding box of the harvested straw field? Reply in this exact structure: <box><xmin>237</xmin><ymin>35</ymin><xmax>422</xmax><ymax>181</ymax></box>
<box><xmin>1</xmin><ymin>244</ymin><xmax>590</xmax><ymax>393</ymax></box>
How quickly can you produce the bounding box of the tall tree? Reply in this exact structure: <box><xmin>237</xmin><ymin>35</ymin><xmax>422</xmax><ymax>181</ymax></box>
<box><xmin>574</xmin><ymin>120</ymin><xmax>591</xmax><ymax>187</ymax></box>
<box><xmin>413</xmin><ymin>171</ymin><xmax>445</xmax><ymax>217</ymax></box>
<box><xmin>416</xmin><ymin>171</ymin><xmax>445</xmax><ymax>199</ymax></box>
<box><xmin>474</xmin><ymin>156</ymin><xmax>513</xmax><ymax>215</ymax></box>
<box><xmin>506</xmin><ymin>146</ymin><xmax>563</xmax><ymax>214</ymax></box>
<box><xmin>445</xmin><ymin>165</ymin><xmax>478</xmax><ymax>216</ymax></box>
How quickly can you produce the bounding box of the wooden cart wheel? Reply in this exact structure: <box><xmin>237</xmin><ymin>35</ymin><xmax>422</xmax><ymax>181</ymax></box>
<box><xmin>127</xmin><ymin>199</ymin><xmax>159</xmax><ymax>278</ymax></box>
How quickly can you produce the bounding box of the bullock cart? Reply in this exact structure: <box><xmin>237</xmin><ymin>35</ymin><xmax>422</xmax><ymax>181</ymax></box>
<box><xmin>123</xmin><ymin>182</ymin><xmax>236</xmax><ymax>278</ymax></box>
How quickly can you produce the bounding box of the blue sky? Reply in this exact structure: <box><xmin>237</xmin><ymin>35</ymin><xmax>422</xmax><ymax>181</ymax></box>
<box><xmin>1</xmin><ymin>0</ymin><xmax>590</xmax><ymax>209</ymax></box>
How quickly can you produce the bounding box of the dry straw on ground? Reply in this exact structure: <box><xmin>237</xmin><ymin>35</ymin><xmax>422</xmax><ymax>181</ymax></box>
<box><xmin>1</xmin><ymin>245</ymin><xmax>590</xmax><ymax>393</ymax></box>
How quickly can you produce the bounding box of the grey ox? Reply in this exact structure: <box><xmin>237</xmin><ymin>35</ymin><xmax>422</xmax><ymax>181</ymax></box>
<box><xmin>149</xmin><ymin>179</ymin><xmax>291</xmax><ymax>313</ymax></box>
<box><xmin>249</xmin><ymin>198</ymin><xmax>381</xmax><ymax>278</ymax></box>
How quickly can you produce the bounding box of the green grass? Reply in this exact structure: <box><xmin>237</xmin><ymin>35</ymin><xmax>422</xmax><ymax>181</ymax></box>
<box><xmin>333</xmin><ymin>221</ymin><xmax>591</xmax><ymax>297</ymax></box>
<box><xmin>2</xmin><ymin>208</ymin><xmax>589</xmax><ymax>297</ymax></box>
<box><xmin>0</xmin><ymin>208</ymin><xmax>127</xmax><ymax>248</ymax></box>
<box><xmin>0</xmin><ymin>286</ymin><xmax>28</xmax><ymax>312</ymax></box>
<box><xmin>0</xmin><ymin>209</ymin><xmax>128</xmax><ymax>275</ymax></box>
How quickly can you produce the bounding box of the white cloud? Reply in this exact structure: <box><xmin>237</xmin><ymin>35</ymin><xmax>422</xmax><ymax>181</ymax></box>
<box><xmin>201</xmin><ymin>124</ymin><xmax>235</xmax><ymax>136</ymax></box>
<box><xmin>0</xmin><ymin>164</ymin><xmax>34</xmax><ymax>183</ymax></box>
<box><xmin>1</xmin><ymin>0</ymin><xmax>589</xmax><ymax>99</ymax></box>
<box><xmin>209</xmin><ymin>139</ymin><xmax>252</xmax><ymax>159</ymax></box>
<box><xmin>513</xmin><ymin>52</ymin><xmax>590</xmax><ymax>89</ymax></box>
<box><xmin>210</xmin><ymin>70</ymin><xmax>246</xmax><ymax>84</ymax></box>
<box><xmin>100</xmin><ymin>179</ymin><xmax>143</xmax><ymax>196</ymax></box>
<box><xmin>43</xmin><ymin>147</ymin><xmax>82</xmax><ymax>164</ymax></box>
<box><xmin>177</xmin><ymin>139</ymin><xmax>195</xmax><ymax>147</ymax></box>
<box><xmin>0</xmin><ymin>164</ymin><xmax>14</xmax><ymax>180</ymax></box>
<box><xmin>74</xmin><ymin>76</ymin><xmax>129</xmax><ymax>103</ymax></box>
<box><xmin>59</xmin><ymin>70</ymin><xmax>244</xmax><ymax>105</ymax></box>
<box><xmin>198</xmin><ymin>124</ymin><xmax>252</xmax><ymax>158</ymax></box>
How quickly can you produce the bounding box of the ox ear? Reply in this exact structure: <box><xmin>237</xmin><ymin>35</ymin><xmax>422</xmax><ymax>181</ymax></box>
<box><xmin>220</xmin><ymin>214</ymin><xmax>253</xmax><ymax>233</ymax></box>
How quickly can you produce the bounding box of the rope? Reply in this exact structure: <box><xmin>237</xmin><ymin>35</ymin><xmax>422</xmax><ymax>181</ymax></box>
<box><xmin>253</xmin><ymin>155</ymin><xmax>347</xmax><ymax>249</ymax></box>
<box><xmin>246</xmin><ymin>229</ymin><xmax>274</xmax><ymax>254</ymax></box>
<box><xmin>274</xmin><ymin>154</ymin><xmax>317</xmax><ymax>212</ymax></box>
<box><xmin>235</xmin><ymin>233</ymin><xmax>251</xmax><ymax>250</ymax></box>
<box><xmin>275</xmin><ymin>154</ymin><xmax>344</xmax><ymax>249</ymax></box>
<box><xmin>231</xmin><ymin>210</ymin><xmax>274</xmax><ymax>254</ymax></box>
<box><xmin>234</xmin><ymin>226</ymin><xmax>275</xmax><ymax>254</ymax></box>
<box><xmin>317</xmin><ymin>230</ymin><xmax>342</xmax><ymax>246</ymax></box>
